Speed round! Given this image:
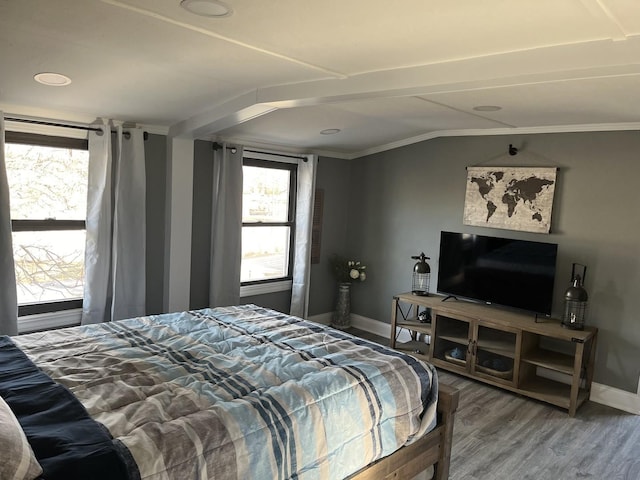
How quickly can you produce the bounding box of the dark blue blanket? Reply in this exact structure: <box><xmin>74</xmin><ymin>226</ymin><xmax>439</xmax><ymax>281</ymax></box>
<box><xmin>0</xmin><ymin>336</ymin><xmax>136</xmax><ymax>480</ymax></box>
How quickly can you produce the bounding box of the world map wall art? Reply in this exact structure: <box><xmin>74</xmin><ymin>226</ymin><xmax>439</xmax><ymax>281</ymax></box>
<box><xmin>463</xmin><ymin>166</ymin><xmax>557</xmax><ymax>234</ymax></box>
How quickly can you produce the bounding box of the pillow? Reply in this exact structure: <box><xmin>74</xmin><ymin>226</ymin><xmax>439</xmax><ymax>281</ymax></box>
<box><xmin>0</xmin><ymin>395</ymin><xmax>43</xmax><ymax>480</ymax></box>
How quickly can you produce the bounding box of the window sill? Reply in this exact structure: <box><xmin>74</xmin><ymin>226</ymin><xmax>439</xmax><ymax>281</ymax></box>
<box><xmin>240</xmin><ymin>279</ymin><xmax>292</xmax><ymax>297</ymax></box>
<box><xmin>18</xmin><ymin>309</ymin><xmax>82</xmax><ymax>334</ymax></box>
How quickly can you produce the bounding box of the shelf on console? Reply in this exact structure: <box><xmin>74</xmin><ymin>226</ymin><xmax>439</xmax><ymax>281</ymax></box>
<box><xmin>475</xmin><ymin>363</ymin><xmax>514</xmax><ymax>382</ymax></box>
<box><xmin>437</xmin><ymin>333</ymin><xmax>469</xmax><ymax>346</ymax></box>
<box><xmin>395</xmin><ymin>340</ymin><xmax>430</xmax><ymax>362</ymax></box>
<box><xmin>396</xmin><ymin>319</ymin><xmax>432</xmax><ymax>335</ymax></box>
<box><xmin>521</xmin><ymin>348</ymin><xmax>575</xmax><ymax>375</ymax></box>
<box><xmin>434</xmin><ymin>355</ymin><xmax>467</xmax><ymax>373</ymax></box>
<box><xmin>476</xmin><ymin>328</ymin><xmax>517</xmax><ymax>358</ymax></box>
<box><xmin>518</xmin><ymin>376</ymin><xmax>589</xmax><ymax>409</ymax></box>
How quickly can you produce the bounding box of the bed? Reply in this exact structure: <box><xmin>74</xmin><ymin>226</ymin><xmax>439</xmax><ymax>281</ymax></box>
<box><xmin>0</xmin><ymin>304</ymin><xmax>458</xmax><ymax>480</ymax></box>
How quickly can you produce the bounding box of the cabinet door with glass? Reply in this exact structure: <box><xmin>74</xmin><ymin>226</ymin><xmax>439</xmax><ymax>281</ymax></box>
<box><xmin>471</xmin><ymin>323</ymin><xmax>520</xmax><ymax>386</ymax></box>
<box><xmin>431</xmin><ymin>315</ymin><xmax>472</xmax><ymax>373</ymax></box>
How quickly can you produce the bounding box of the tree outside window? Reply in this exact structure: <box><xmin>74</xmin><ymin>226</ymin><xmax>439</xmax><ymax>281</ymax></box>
<box><xmin>5</xmin><ymin>133</ymin><xmax>88</xmax><ymax>314</ymax></box>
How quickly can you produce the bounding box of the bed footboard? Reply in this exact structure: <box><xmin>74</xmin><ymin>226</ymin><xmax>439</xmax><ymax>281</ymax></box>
<box><xmin>433</xmin><ymin>383</ymin><xmax>460</xmax><ymax>480</ymax></box>
<box><xmin>348</xmin><ymin>382</ymin><xmax>459</xmax><ymax>480</ymax></box>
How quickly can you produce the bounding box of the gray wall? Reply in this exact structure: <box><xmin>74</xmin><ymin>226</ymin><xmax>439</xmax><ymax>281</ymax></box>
<box><xmin>144</xmin><ymin>133</ymin><xmax>167</xmax><ymax>315</ymax></box>
<box><xmin>309</xmin><ymin>157</ymin><xmax>352</xmax><ymax>316</ymax></box>
<box><xmin>190</xmin><ymin>140</ymin><xmax>214</xmax><ymax>309</ymax></box>
<box><xmin>309</xmin><ymin>131</ymin><xmax>640</xmax><ymax>393</ymax></box>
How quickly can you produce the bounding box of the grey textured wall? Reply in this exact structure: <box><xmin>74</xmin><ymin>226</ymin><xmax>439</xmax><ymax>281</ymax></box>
<box><xmin>144</xmin><ymin>133</ymin><xmax>167</xmax><ymax>315</ymax></box>
<box><xmin>190</xmin><ymin>140</ymin><xmax>214</xmax><ymax>309</ymax></box>
<box><xmin>312</xmin><ymin>131</ymin><xmax>639</xmax><ymax>392</ymax></box>
<box><xmin>308</xmin><ymin>157</ymin><xmax>352</xmax><ymax>316</ymax></box>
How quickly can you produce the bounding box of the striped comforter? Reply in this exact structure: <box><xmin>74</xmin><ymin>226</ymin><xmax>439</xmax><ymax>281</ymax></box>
<box><xmin>14</xmin><ymin>305</ymin><xmax>438</xmax><ymax>480</ymax></box>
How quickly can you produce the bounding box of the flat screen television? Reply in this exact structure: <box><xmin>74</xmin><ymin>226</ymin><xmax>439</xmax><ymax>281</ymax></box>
<box><xmin>437</xmin><ymin>231</ymin><xmax>558</xmax><ymax>316</ymax></box>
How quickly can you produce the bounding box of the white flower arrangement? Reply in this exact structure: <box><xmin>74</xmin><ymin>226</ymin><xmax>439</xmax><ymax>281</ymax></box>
<box><xmin>330</xmin><ymin>255</ymin><xmax>367</xmax><ymax>283</ymax></box>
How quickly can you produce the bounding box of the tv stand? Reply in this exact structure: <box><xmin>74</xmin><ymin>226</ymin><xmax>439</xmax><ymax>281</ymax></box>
<box><xmin>441</xmin><ymin>295</ymin><xmax>458</xmax><ymax>302</ymax></box>
<box><xmin>390</xmin><ymin>293</ymin><xmax>598</xmax><ymax>416</ymax></box>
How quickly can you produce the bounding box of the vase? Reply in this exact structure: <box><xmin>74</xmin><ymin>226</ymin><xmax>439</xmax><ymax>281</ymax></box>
<box><xmin>332</xmin><ymin>282</ymin><xmax>351</xmax><ymax>329</ymax></box>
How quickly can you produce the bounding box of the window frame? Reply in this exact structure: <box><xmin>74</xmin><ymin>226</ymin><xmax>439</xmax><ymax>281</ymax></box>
<box><xmin>5</xmin><ymin>131</ymin><xmax>88</xmax><ymax>317</ymax></box>
<box><xmin>241</xmin><ymin>156</ymin><xmax>297</xmax><ymax>286</ymax></box>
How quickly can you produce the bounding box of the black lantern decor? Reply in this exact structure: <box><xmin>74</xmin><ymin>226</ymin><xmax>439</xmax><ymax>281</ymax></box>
<box><xmin>411</xmin><ymin>253</ymin><xmax>431</xmax><ymax>296</ymax></box>
<box><xmin>562</xmin><ymin>263</ymin><xmax>588</xmax><ymax>330</ymax></box>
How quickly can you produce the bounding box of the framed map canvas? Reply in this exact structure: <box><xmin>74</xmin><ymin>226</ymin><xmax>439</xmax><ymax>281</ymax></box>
<box><xmin>463</xmin><ymin>166</ymin><xmax>557</xmax><ymax>234</ymax></box>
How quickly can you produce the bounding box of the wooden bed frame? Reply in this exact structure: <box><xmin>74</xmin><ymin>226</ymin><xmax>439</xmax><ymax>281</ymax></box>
<box><xmin>348</xmin><ymin>383</ymin><xmax>460</xmax><ymax>480</ymax></box>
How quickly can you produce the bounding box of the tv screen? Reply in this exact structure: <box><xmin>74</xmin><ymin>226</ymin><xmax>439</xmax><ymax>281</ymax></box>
<box><xmin>437</xmin><ymin>231</ymin><xmax>558</xmax><ymax>316</ymax></box>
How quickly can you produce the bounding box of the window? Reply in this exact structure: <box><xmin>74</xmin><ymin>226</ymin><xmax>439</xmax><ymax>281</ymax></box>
<box><xmin>4</xmin><ymin>132</ymin><xmax>89</xmax><ymax>316</ymax></box>
<box><xmin>241</xmin><ymin>157</ymin><xmax>296</xmax><ymax>284</ymax></box>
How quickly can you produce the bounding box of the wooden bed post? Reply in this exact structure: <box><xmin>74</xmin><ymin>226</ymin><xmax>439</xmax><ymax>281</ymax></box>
<box><xmin>433</xmin><ymin>383</ymin><xmax>459</xmax><ymax>480</ymax></box>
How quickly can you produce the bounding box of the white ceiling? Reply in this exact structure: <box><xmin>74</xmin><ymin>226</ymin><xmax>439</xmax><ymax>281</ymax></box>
<box><xmin>1</xmin><ymin>0</ymin><xmax>640</xmax><ymax>158</ymax></box>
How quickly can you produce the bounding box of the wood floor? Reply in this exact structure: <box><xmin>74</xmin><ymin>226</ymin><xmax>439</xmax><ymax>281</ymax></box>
<box><xmin>347</xmin><ymin>327</ymin><xmax>640</xmax><ymax>480</ymax></box>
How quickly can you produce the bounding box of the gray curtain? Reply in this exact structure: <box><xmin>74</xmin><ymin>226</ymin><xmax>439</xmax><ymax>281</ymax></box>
<box><xmin>0</xmin><ymin>113</ymin><xmax>18</xmax><ymax>335</ymax></box>
<box><xmin>111</xmin><ymin>127</ymin><xmax>146</xmax><ymax>320</ymax></box>
<box><xmin>209</xmin><ymin>144</ymin><xmax>243</xmax><ymax>307</ymax></box>
<box><xmin>82</xmin><ymin>124</ymin><xmax>146</xmax><ymax>324</ymax></box>
<box><xmin>290</xmin><ymin>155</ymin><xmax>317</xmax><ymax>318</ymax></box>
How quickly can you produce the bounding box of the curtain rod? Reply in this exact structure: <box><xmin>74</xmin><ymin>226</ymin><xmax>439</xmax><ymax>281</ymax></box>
<box><xmin>244</xmin><ymin>147</ymin><xmax>309</xmax><ymax>161</ymax></box>
<box><xmin>4</xmin><ymin>117</ymin><xmax>148</xmax><ymax>140</ymax></box>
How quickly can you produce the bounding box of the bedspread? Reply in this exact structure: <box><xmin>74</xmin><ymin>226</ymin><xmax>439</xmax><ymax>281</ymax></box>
<box><xmin>10</xmin><ymin>305</ymin><xmax>438</xmax><ymax>480</ymax></box>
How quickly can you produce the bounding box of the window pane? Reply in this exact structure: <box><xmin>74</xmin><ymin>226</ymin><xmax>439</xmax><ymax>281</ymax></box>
<box><xmin>13</xmin><ymin>230</ymin><xmax>85</xmax><ymax>304</ymax></box>
<box><xmin>241</xmin><ymin>226</ymin><xmax>290</xmax><ymax>282</ymax></box>
<box><xmin>5</xmin><ymin>143</ymin><xmax>89</xmax><ymax>220</ymax></box>
<box><xmin>242</xmin><ymin>166</ymin><xmax>290</xmax><ymax>222</ymax></box>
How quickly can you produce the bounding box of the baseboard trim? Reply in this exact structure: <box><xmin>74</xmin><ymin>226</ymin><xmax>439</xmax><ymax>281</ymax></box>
<box><xmin>310</xmin><ymin>312</ymin><xmax>640</xmax><ymax>415</ymax></box>
<box><xmin>591</xmin><ymin>383</ymin><xmax>640</xmax><ymax>415</ymax></box>
<box><xmin>308</xmin><ymin>312</ymin><xmax>332</xmax><ymax>325</ymax></box>
<box><xmin>350</xmin><ymin>313</ymin><xmax>388</xmax><ymax>337</ymax></box>
<box><xmin>308</xmin><ymin>312</ymin><xmax>413</xmax><ymax>342</ymax></box>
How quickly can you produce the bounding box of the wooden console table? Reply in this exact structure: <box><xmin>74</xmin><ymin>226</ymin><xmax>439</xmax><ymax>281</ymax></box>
<box><xmin>391</xmin><ymin>293</ymin><xmax>598</xmax><ymax>416</ymax></box>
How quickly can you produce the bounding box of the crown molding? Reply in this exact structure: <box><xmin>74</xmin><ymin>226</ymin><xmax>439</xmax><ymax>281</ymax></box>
<box><xmin>347</xmin><ymin>122</ymin><xmax>640</xmax><ymax>159</ymax></box>
<box><xmin>220</xmin><ymin>121</ymin><xmax>640</xmax><ymax>161</ymax></box>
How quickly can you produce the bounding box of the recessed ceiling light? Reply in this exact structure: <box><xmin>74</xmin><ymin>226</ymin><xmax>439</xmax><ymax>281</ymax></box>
<box><xmin>473</xmin><ymin>105</ymin><xmax>502</xmax><ymax>112</ymax></box>
<box><xmin>180</xmin><ymin>0</ymin><xmax>232</xmax><ymax>17</ymax></box>
<box><xmin>33</xmin><ymin>72</ymin><xmax>72</xmax><ymax>86</ymax></box>
<box><xmin>320</xmin><ymin>128</ymin><xmax>341</xmax><ymax>135</ymax></box>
